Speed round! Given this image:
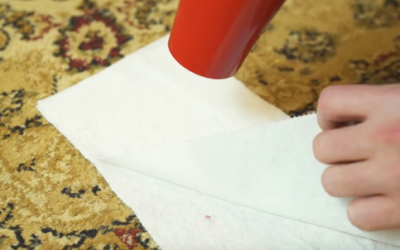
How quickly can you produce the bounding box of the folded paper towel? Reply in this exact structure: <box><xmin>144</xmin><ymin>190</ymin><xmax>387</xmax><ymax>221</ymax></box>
<box><xmin>104</xmin><ymin>113</ymin><xmax>400</xmax><ymax>246</ymax></box>
<box><xmin>37</xmin><ymin>35</ymin><xmax>399</xmax><ymax>250</ymax></box>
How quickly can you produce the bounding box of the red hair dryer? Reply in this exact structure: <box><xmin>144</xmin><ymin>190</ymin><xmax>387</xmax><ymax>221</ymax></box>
<box><xmin>168</xmin><ymin>0</ymin><xmax>286</xmax><ymax>79</ymax></box>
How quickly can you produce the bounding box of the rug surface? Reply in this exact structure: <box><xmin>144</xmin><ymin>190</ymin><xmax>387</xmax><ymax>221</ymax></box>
<box><xmin>1</xmin><ymin>0</ymin><xmax>399</xmax><ymax>249</ymax></box>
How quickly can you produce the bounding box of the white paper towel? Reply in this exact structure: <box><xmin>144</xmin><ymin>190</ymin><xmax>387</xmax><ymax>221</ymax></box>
<box><xmin>37</xmin><ymin>35</ymin><xmax>399</xmax><ymax>250</ymax></box>
<box><xmin>105</xmin><ymin>114</ymin><xmax>400</xmax><ymax>246</ymax></box>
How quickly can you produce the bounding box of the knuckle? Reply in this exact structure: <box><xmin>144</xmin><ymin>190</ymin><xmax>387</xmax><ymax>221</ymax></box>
<box><xmin>371</xmin><ymin>122</ymin><xmax>400</xmax><ymax>146</ymax></box>
<box><xmin>381</xmin><ymin>84</ymin><xmax>400</xmax><ymax>100</ymax></box>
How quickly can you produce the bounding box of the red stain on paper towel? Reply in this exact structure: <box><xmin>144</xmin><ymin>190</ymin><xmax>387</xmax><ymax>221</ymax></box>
<box><xmin>205</xmin><ymin>215</ymin><xmax>212</xmax><ymax>221</ymax></box>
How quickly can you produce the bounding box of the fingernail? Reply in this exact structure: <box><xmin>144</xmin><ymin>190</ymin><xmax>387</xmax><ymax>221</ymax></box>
<box><xmin>348</xmin><ymin>206</ymin><xmax>357</xmax><ymax>222</ymax></box>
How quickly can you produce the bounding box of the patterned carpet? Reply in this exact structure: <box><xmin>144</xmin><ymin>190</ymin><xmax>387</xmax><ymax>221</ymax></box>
<box><xmin>0</xmin><ymin>0</ymin><xmax>399</xmax><ymax>249</ymax></box>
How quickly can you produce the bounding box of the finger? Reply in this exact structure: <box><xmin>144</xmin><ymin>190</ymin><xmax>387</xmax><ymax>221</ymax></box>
<box><xmin>317</xmin><ymin>85</ymin><xmax>378</xmax><ymax>130</ymax></box>
<box><xmin>322</xmin><ymin>162</ymin><xmax>383</xmax><ymax>198</ymax></box>
<box><xmin>348</xmin><ymin>195</ymin><xmax>400</xmax><ymax>231</ymax></box>
<box><xmin>313</xmin><ymin>123</ymin><xmax>372</xmax><ymax>164</ymax></box>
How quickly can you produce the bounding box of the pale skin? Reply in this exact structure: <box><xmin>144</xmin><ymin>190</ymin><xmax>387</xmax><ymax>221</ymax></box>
<box><xmin>313</xmin><ymin>84</ymin><xmax>400</xmax><ymax>231</ymax></box>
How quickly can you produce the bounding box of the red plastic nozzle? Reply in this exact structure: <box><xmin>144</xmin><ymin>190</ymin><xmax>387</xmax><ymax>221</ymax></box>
<box><xmin>168</xmin><ymin>0</ymin><xmax>285</xmax><ymax>80</ymax></box>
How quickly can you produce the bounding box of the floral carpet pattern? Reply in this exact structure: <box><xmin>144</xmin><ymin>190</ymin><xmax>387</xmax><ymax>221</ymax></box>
<box><xmin>0</xmin><ymin>0</ymin><xmax>399</xmax><ymax>249</ymax></box>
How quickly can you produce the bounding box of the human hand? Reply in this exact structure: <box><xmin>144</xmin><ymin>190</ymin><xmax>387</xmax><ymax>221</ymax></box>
<box><xmin>313</xmin><ymin>84</ymin><xmax>400</xmax><ymax>231</ymax></box>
